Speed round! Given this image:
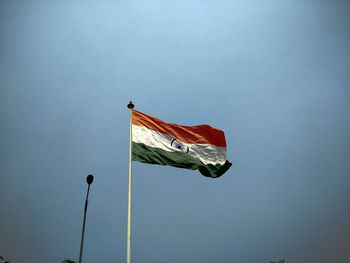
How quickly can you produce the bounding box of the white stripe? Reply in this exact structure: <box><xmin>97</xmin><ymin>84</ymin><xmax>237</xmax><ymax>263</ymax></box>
<box><xmin>132</xmin><ymin>124</ymin><xmax>226</xmax><ymax>165</ymax></box>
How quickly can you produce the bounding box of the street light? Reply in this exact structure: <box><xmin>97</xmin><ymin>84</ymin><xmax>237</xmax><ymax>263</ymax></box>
<box><xmin>78</xmin><ymin>175</ymin><xmax>94</xmax><ymax>263</ymax></box>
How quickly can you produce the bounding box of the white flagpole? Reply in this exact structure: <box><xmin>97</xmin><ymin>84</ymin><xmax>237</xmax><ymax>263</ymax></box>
<box><xmin>126</xmin><ymin>101</ymin><xmax>134</xmax><ymax>263</ymax></box>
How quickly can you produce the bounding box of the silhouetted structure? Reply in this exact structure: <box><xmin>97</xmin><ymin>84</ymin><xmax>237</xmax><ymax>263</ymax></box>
<box><xmin>78</xmin><ymin>174</ymin><xmax>94</xmax><ymax>263</ymax></box>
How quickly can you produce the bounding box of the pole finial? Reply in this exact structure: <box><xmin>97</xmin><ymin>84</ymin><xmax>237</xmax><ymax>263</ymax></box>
<box><xmin>127</xmin><ymin>101</ymin><xmax>134</xmax><ymax>109</ymax></box>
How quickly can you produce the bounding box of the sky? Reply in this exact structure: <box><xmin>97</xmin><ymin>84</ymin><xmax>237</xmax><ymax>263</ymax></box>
<box><xmin>0</xmin><ymin>1</ymin><xmax>349</xmax><ymax>262</ymax></box>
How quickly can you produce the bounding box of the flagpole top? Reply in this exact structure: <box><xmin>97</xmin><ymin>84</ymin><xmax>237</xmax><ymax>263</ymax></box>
<box><xmin>127</xmin><ymin>101</ymin><xmax>134</xmax><ymax>109</ymax></box>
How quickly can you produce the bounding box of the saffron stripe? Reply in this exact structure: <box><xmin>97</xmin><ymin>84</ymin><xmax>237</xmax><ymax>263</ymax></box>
<box><xmin>132</xmin><ymin>110</ymin><xmax>226</xmax><ymax>147</ymax></box>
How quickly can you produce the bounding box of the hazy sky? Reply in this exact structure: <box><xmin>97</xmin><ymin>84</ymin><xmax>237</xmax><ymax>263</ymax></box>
<box><xmin>0</xmin><ymin>1</ymin><xmax>349</xmax><ymax>263</ymax></box>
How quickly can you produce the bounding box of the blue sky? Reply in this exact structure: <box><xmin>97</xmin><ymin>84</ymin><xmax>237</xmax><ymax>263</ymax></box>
<box><xmin>0</xmin><ymin>1</ymin><xmax>349</xmax><ymax>262</ymax></box>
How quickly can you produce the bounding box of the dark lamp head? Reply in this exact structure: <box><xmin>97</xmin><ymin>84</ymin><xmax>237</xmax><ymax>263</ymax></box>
<box><xmin>86</xmin><ymin>174</ymin><xmax>94</xmax><ymax>185</ymax></box>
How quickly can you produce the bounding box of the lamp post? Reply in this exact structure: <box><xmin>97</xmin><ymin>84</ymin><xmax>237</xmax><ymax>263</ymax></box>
<box><xmin>78</xmin><ymin>175</ymin><xmax>94</xmax><ymax>263</ymax></box>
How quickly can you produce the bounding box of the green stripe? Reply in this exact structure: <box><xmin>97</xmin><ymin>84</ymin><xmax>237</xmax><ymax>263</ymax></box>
<box><xmin>132</xmin><ymin>142</ymin><xmax>232</xmax><ymax>178</ymax></box>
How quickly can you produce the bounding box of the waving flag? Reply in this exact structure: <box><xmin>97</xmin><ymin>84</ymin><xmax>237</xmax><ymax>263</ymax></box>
<box><xmin>131</xmin><ymin>110</ymin><xmax>232</xmax><ymax>178</ymax></box>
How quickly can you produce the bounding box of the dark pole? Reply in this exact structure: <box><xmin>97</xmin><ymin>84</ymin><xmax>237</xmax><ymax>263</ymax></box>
<box><xmin>78</xmin><ymin>175</ymin><xmax>94</xmax><ymax>263</ymax></box>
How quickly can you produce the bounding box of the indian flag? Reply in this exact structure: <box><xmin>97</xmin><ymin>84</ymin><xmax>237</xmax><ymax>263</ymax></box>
<box><xmin>131</xmin><ymin>110</ymin><xmax>232</xmax><ymax>178</ymax></box>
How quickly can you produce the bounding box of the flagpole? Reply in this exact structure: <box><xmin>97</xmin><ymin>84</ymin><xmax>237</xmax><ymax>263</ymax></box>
<box><xmin>127</xmin><ymin>101</ymin><xmax>134</xmax><ymax>263</ymax></box>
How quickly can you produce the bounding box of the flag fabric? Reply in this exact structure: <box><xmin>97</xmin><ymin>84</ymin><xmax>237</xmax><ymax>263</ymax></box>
<box><xmin>131</xmin><ymin>110</ymin><xmax>232</xmax><ymax>178</ymax></box>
